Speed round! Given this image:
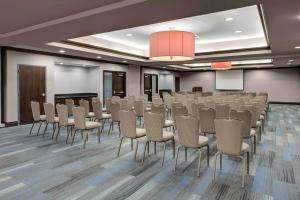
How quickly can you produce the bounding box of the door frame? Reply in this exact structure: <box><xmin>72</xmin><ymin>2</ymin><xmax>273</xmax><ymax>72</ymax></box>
<box><xmin>103</xmin><ymin>70</ymin><xmax>126</xmax><ymax>102</ymax></box>
<box><xmin>17</xmin><ymin>64</ymin><xmax>47</xmax><ymax>125</ymax></box>
<box><xmin>175</xmin><ymin>76</ymin><xmax>180</xmax><ymax>92</ymax></box>
<box><xmin>143</xmin><ymin>73</ymin><xmax>158</xmax><ymax>101</ymax></box>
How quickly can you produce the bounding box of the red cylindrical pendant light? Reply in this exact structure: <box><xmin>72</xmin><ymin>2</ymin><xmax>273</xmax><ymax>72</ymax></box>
<box><xmin>211</xmin><ymin>62</ymin><xmax>232</xmax><ymax>70</ymax></box>
<box><xmin>149</xmin><ymin>31</ymin><xmax>195</xmax><ymax>61</ymax></box>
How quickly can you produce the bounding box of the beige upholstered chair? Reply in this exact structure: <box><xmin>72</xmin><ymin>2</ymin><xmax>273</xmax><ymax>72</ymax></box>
<box><xmin>230</xmin><ymin>110</ymin><xmax>257</xmax><ymax>156</ymax></box>
<box><xmin>29</xmin><ymin>101</ymin><xmax>46</xmax><ymax>136</ymax></box>
<box><xmin>127</xmin><ymin>96</ymin><xmax>135</xmax><ymax>110</ymax></box>
<box><xmin>79</xmin><ymin>99</ymin><xmax>94</xmax><ymax>120</ymax></box>
<box><xmin>105</xmin><ymin>98</ymin><xmax>112</xmax><ymax>113</ymax></box>
<box><xmin>191</xmin><ymin>103</ymin><xmax>205</xmax><ymax>119</ymax></box>
<box><xmin>72</xmin><ymin>107</ymin><xmax>101</xmax><ymax>148</ymax></box>
<box><xmin>108</xmin><ymin>102</ymin><xmax>121</xmax><ymax>135</ymax></box>
<box><xmin>134</xmin><ymin>100</ymin><xmax>144</xmax><ymax>126</ymax></box>
<box><xmin>152</xmin><ymin>97</ymin><xmax>163</xmax><ymax>106</ymax></box>
<box><xmin>175</xmin><ymin>115</ymin><xmax>209</xmax><ymax>176</ymax></box>
<box><xmin>214</xmin><ymin>119</ymin><xmax>250</xmax><ymax>188</ymax></box>
<box><xmin>43</xmin><ymin>103</ymin><xmax>59</xmax><ymax>139</ymax></box>
<box><xmin>240</xmin><ymin>105</ymin><xmax>261</xmax><ymax>142</ymax></box>
<box><xmin>111</xmin><ymin>96</ymin><xmax>121</xmax><ymax>103</ymax></box>
<box><xmin>65</xmin><ymin>99</ymin><xmax>74</xmax><ymax>115</ymax></box>
<box><xmin>151</xmin><ymin>104</ymin><xmax>174</xmax><ymax>131</ymax></box>
<box><xmin>92</xmin><ymin>100</ymin><xmax>111</xmax><ymax>133</ymax></box>
<box><xmin>172</xmin><ymin>106</ymin><xmax>188</xmax><ymax>128</ymax></box>
<box><xmin>215</xmin><ymin>103</ymin><xmax>230</xmax><ymax>119</ymax></box>
<box><xmin>199</xmin><ymin>108</ymin><xmax>216</xmax><ymax>136</ymax></box>
<box><xmin>120</xmin><ymin>99</ymin><xmax>129</xmax><ymax>110</ymax></box>
<box><xmin>92</xmin><ymin>97</ymin><xmax>107</xmax><ymax>112</ymax></box>
<box><xmin>55</xmin><ymin>104</ymin><xmax>75</xmax><ymax>143</ymax></box>
<box><xmin>117</xmin><ymin>110</ymin><xmax>146</xmax><ymax>160</ymax></box>
<box><xmin>142</xmin><ymin>112</ymin><xmax>175</xmax><ymax>166</ymax></box>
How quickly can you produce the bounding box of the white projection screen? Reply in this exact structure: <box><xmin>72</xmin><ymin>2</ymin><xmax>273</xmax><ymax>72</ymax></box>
<box><xmin>215</xmin><ymin>70</ymin><xmax>244</xmax><ymax>90</ymax></box>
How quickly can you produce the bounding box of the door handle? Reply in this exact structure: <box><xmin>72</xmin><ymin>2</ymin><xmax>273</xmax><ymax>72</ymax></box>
<box><xmin>41</xmin><ymin>93</ymin><xmax>46</xmax><ymax>97</ymax></box>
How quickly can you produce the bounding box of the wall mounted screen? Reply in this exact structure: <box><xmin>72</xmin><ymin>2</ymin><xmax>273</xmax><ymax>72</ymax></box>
<box><xmin>216</xmin><ymin>70</ymin><xmax>244</xmax><ymax>90</ymax></box>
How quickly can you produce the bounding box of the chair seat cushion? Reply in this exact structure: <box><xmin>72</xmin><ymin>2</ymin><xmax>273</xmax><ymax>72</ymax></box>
<box><xmin>162</xmin><ymin>131</ymin><xmax>174</xmax><ymax>141</ymax></box>
<box><xmin>88</xmin><ymin>112</ymin><xmax>95</xmax><ymax>117</ymax></box>
<box><xmin>260</xmin><ymin>115</ymin><xmax>264</xmax><ymax>120</ymax></box>
<box><xmin>86</xmin><ymin>121</ymin><xmax>101</xmax><ymax>129</ymax></box>
<box><xmin>68</xmin><ymin>118</ymin><xmax>75</xmax><ymax>125</ymax></box>
<box><xmin>102</xmin><ymin>113</ymin><xmax>111</xmax><ymax>119</ymax></box>
<box><xmin>242</xmin><ymin>142</ymin><xmax>250</xmax><ymax>153</ymax></box>
<box><xmin>40</xmin><ymin>115</ymin><xmax>46</xmax><ymax>120</ymax></box>
<box><xmin>102</xmin><ymin>108</ymin><xmax>107</xmax><ymax>112</ymax></box>
<box><xmin>54</xmin><ymin>117</ymin><xmax>59</xmax><ymax>122</ymax></box>
<box><xmin>136</xmin><ymin>128</ymin><xmax>146</xmax><ymax>137</ymax></box>
<box><xmin>198</xmin><ymin>136</ymin><xmax>208</xmax><ymax>146</ymax></box>
<box><xmin>164</xmin><ymin>120</ymin><xmax>174</xmax><ymax>127</ymax></box>
<box><xmin>256</xmin><ymin>120</ymin><xmax>262</xmax><ymax>126</ymax></box>
<box><xmin>250</xmin><ymin>128</ymin><xmax>256</xmax><ymax>136</ymax></box>
<box><xmin>145</xmin><ymin>107</ymin><xmax>151</xmax><ymax>111</ymax></box>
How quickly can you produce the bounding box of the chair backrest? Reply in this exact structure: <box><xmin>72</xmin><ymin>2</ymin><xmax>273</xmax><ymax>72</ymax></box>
<box><xmin>134</xmin><ymin>100</ymin><xmax>144</xmax><ymax>116</ymax></box>
<box><xmin>230</xmin><ymin>110</ymin><xmax>251</xmax><ymax>138</ymax></box>
<box><xmin>31</xmin><ymin>101</ymin><xmax>41</xmax><ymax>121</ymax></box>
<box><xmin>240</xmin><ymin>105</ymin><xmax>256</xmax><ymax>127</ymax></box>
<box><xmin>151</xmin><ymin>104</ymin><xmax>166</xmax><ymax>123</ymax></box>
<box><xmin>120</xmin><ymin>99</ymin><xmax>129</xmax><ymax>110</ymax></box>
<box><xmin>176</xmin><ymin>115</ymin><xmax>200</xmax><ymax>148</ymax></box>
<box><xmin>105</xmin><ymin>98</ymin><xmax>112</xmax><ymax>113</ymax></box>
<box><xmin>92</xmin><ymin>100</ymin><xmax>103</xmax><ymax>120</ymax></box>
<box><xmin>199</xmin><ymin>108</ymin><xmax>216</xmax><ymax>134</ymax></box>
<box><xmin>65</xmin><ymin>99</ymin><xmax>74</xmax><ymax>115</ymax></box>
<box><xmin>215</xmin><ymin>119</ymin><xmax>243</xmax><ymax>156</ymax></box>
<box><xmin>111</xmin><ymin>96</ymin><xmax>121</xmax><ymax>103</ymax></box>
<box><xmin>79</xmin><ymin>99</ymin><xmax>89</xmax><ymax>117</ymax></box>
<box><xmin>215</xmin><ymin>103</ymin><xmax>230</xmax><ymax>119</ymax></box>
<box><xmin>92</xmin><ymin>97</ymin><xmax>101</xmax><ymax>104</ymax></box>
<box><xmin>127</xmin><ymin>96</ymin><xmax>135</xmax><ymax>110</ymax></box>
<box><xmin>152</xmin><ymin>97</ymin><xmax>163</xmax><ymax>106</ymax></box>
<box><xmin>43</xmin><ymin>103</ymin><xmax>55</xmax><ymax>123</ymax></box>
<box><xmin>73</xmin><ymin>107</ymin><xmax>86</xmax><ymax>129</ymax></box>
<box><xmin>119</xmin><ymin>110</ymin><xmax>137</xmax><ymax>138</ymax></box>
<box><xmin>111</xmin><ymin>102</ymin><xmax>121</xmax><ymax>122</ymax></box>
<box><xmin>56</xmin><ymin>104</ymin><xmax>68</xmax><ymax>126</ymax></box>
<box><xmin>144</xmin><ymin>112</ymin><xmax>163</xmax><ymax>141</ymax></box>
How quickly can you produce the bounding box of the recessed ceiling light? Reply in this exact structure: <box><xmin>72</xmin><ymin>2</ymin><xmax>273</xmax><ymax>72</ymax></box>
<box><xmin>289</xmin><ymin>59</ymin><xmax>294</xmax><ymax>62</ymax></box>
<box><xmin>287</xmin><ymin>63</ymin><xmax>292</xmax><ymax>65</ymax></box>
<box><xmin>295</xmin><ymin>46</ymin><xmax>300</xmax><ymax>49</ymax></box>
<box><xmin>126</xmin><ymin>33</ymin><xmax>133</xmax><ymax>37</ymax></box>
<box><xmin>123</xmin><ymin>60</ymin><xmax>127</xmax><ymax>63</ymax></box>
<box><xmin>235</xmin><ymin>30</ymin><xmax>243</xmax><ymax>34</ymax></box>
<box><xmin>225</xmin><ymin>17</ymin><xmax>233</xmax><ymax>21</ymax></box>
<box><xmin>162</xmin><ymin>67</ymin><xmax>166</xmax><ymax>69</ymax></box>
<box><xmin>194</xmin><ymin>34</ymin><xmax>200</xmax><ymax>39</ymax></box>
<box><xmin>59</xmin><ymin>50</ymin><xmax>65</xmax><ymax>53</ymax></box>
<box><xmin>96</xmin><ymin>56</ymin><xmax>102</xmax><ymax>59</ymax></box>
<box><xmin>60</xmin><ymin>62</ymin><xmax>63</xmax><ymax>65</ymax></box>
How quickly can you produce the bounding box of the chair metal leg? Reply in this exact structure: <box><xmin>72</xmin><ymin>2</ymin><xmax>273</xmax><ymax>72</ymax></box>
<box><xmin>81</xmin><ymin>130</ymin><xmax>83</xmax><ymax>139</ymax></box>
<box><xmin>197</xmin><ymin>149</ymin><xmax>202</xmax><ymax>177</ymax></box>
<box><xmin>29</xmin><ymin>122</ymin><xmax>35</xmax><ymax>135</ymax></box>
<box><xmin>134</xmin><ymin>139</ymin><xmax>139</xmax><ymax>160</ymax></box>
<box><xmin>66</xmin><ymin>126</ymin><xmax>71</xmax><ymax>144</ymax></box>
<box><xmin>213</xmin><ymin>152</ymin><xmax>220</xmax><ymax>180</ymax></box>
<box><xmin>131</xmin><ymin>138</ymin><xmax>133</xmax><ymax>150</ymax></box>
<box><xmin>247</xmin><ymin>152</ymin><xmax>250</xmax><ymax>174</ymax></box>
<box><xmin>83</xmin><ymin>132</ymin><xmax>88</xmax><ymax>149</ymax></box>
<box><xmin>117</xmin><ymin>137</ymin><xmax>124</xmax><ymax>157</ymax></box>
<box><xmin>254</xmin><ymin>135</ymin><xmax>256</xmax><ymax>154</ymax></box>
<box><xmin>172</xmin><ymin>138</ymin><xmax>175</xmax><ymax>158</ymax></box>
<box><xmin>71</xmin><ymin>130</ymin><xmax>77</xmax><ymax>146</ymax></box>
<box><xmin>43</xmin><ymin>123</ymin><xmax>48</xmax><ymax>137</ymax></box>
<box><xmin>101</xmin><ymin>119</ymin><xmax>104</xmax><ymax>133</ymax></box>
<box><xmin>206</xmin><ymin>145</ymin><xmax>210</xmax><ymax>167</ymax></box>
<box><xmin>161</xmin><ymin>142</ymin><xmax>167</xmax><ymax>167</ymax></box>
<box><xmin>147</xmin><ymin>140</ymin><xmax>150</xmax><ymax>154</ymax></box>
<box><xmin>51</xmin><ymin>124</ymin><xmax>57</xmax><ymax>139</ymax></box>
<box><xmin>220</xmin><ymin>153</ymin><xmax>222</xmax><ymax>169</ymax></box>
<box><xmin>241</xmin><ymin>156</ymin><xmax>246</xmax><ymax>188</ymax></box>
<box><xmin>185</xmin><ymin>147</ymin><xmax>188</xmax><ymax>161</ymax></box>
<box><xmin>174</xmin><ymin>146</ymin><xmax>181</xmax><ymax>171</ymax></box>
<box><xmin>55</xmin><ymin>126</ymin><xmax>61</xmax><ymax>141</ymax></box>
<box><xmin>97</xmin><ymin>127</ymin><xmax>101</xmax><ymax>143</ymax></box>
<box><xmin>118</xmin><ymin>122</ymin><xmax>121</xmax><ymax>135</ymax></box>
<box><xmin>142</xmin><ymin>141</ymin><xmax>148</xmax><ymax>165</ymax></box>
<box><xmin>37</xmin><ymin>121</ymin><xmax>42</xmax><ymax>136</ymax></box>
<box><xmin>154</xmin><ymin>142</ymin><xmax>157</xmax><ymax>154</ymax></box>
<box><xmin>108</xmin><ymin>122</ymin><xmax>113</xmax><ymax>135</ymax></box>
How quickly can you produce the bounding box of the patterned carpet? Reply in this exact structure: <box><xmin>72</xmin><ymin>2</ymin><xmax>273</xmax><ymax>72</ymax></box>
<box><xmin>0</xmin><ymin>104</ymin><xmax>299</xmax><ymax>200</ymax></box>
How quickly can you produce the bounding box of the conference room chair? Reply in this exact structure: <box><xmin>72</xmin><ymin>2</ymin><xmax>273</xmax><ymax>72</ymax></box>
<box><xmin>214</xmin><ymin>119</ymin><xmax>250</xmax><ymax>188</ymax></box>
<box><xmin>43</xmin><ymin>102</ymin><xmax>59</xmax><ymax>139</ymax></box>
<box><xmin>172</xmin><ymin>106</ymin><xmax>188</xmax><ymax>129</ymax></box>
<box><xmin>199</xmin><ymin>108</ymin><xmax>216</xmax><ymax>136</ymax></box>
<box><xmin>191</xmin><ymin>103</ymin><xmax>205</xmax><ymax>119</ymax></box>
<box><xmin>117</xmin><ymin>110</ymin><xmax>146</xmax><ymax>160</ymax></box>
<box><xmin>92</xmin><ymin>97</ymin><xmax>107</xmax><ymax>112</ymax></box>
<box><xmin>72</xmin><ymin>107</ymin><xmax>101</xmax><ymax>148</ymax></box>
<box><xmin>152</xmin><ymin>97</ymin><xmax>164</xmax><ymax>106</ymax></box>
<box><xmin>142</xmin><ymin>112</ymin><xmax>175</xmax><ymax>166</ymax></box>
<box><xmin>111</xmin><ymin>96</ymin><xmax>121</xmax><ymax>103</ymax></box>
<box><xmin>92</xmin><ymin>100</ymin><xmax>111</xmax><ymax>133</ymax></box>
<box><xmin>55</xmin><ymin>104</ymin><xmax>75</xmax><ymax>143</ymax></box>
<box><xmin>127</xmin><ymin>96</ymin><xmax>135</xmax><ymax>110</ymax></box>
<box><xmin>240</xmin><ymin>105</ymin><xmax>261</xmax><ymax>142</ymax></box>
<box><xmin>175</xmin><ymin>115</ymin><xmax>209</xmax><ymax>176</ymax></box>
<box><xmin>230</xmin><ymin>110</ymin><xmax>257</xmax><ymax>156</ymax></box>
<box><xmin>108</xmin><ymin>102</ymin><xmax>121</xmax><ymax>135</ymax></box>
<box><xmin>105</xmin><ymin>98</ymin><xmax>112</xmax><ymax>114</ymax></box>
<box><xmin>120</xmin><ymin>99</ymin><xmax>130</xmax><ymax>110</ymax></box>
<box><xmin>65</xmin><ymin>99</ymin><xmax>74</xmax><ymax>116</ymax></box>
<box><xmin>79</xmin><ymin>99</ymin><xmax>94</xmax><ymax>120</ymax></box>
<box><xmin>134</xmin><ymin>100</ymin><xmax>144</xmax><ymax>126</ymax></box>
<box><xmin>215</xmin><ymin>103</ymin><xmax>230</xmax><ymax>119</ymax></box>
<box><xmin>151</xmin><ymin>104</ymin><xmax>174</xmax><ymax>132</ymax></box>
<box><xmin>29</xmin><ymin>101</ymin><xmax>46</xmax><ymax>136</ymax></box>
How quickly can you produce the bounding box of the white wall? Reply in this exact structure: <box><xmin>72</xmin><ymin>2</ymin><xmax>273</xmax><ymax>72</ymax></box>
<box><xmin>181</xmin><ymin>68</ymin><xmax>300</xmax><ymax>102</ymax></box>
<box><xmin>4</xmin><ymin>50</ymin><xmax>141</xmax><ymax>123</ymax></box>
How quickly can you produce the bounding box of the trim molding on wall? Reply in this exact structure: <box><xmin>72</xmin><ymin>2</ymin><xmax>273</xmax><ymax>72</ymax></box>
<box><xmin>1</xmin><ymin>48</ymin><xmax>7</xmax><ymax>124</ymax></box>
<box><xmin>4</xmin><ymin>121</ymin><xmax>18</xmax><ymax>127</ymax></box>
<box><xmin>269</xmin><ymin>101</ymin><xmax>300</xmax><ymax>105</ymax></box>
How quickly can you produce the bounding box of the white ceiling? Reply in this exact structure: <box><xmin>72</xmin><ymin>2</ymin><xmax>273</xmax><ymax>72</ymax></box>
<box><xmin>70</xmin><ymin>5</ymin><xmax>267</xmax><ymax>57</ymax></box>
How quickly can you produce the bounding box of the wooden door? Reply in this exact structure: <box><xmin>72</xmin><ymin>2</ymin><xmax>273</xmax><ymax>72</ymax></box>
<box><xmin>144</xmin><ymin>74</ymin><xmax>152</xmax><ymax>101</ymax></box>
<box><xmin>112</xmin><ymin>71</ymin><xmax>126</xmax><ymax>98</ymax></box>
<box><xmin>19</xmin><ymin>65</ymin><xmax>46</xmax><ymax>124</ymax></box>
<box><xmin>175</xmin><ymin>77</ymin><xmax>180</xmax><ymax>92</ymax></box>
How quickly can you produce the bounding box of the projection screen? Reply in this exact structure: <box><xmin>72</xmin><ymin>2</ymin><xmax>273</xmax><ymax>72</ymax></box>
<box><xmin>215</xmin><ymin>70</ymin><xmax>244</xmax><ymax>90</ymax></box>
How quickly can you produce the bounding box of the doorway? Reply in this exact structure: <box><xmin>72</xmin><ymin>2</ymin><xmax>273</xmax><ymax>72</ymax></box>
<box><xmin>144</xmin><ymin>73</ymin><xmax>158</xmax><ymax>101</ymax></box>
<box><xmin>175</xmin><ymin>76</ymin><xmax>180</xmax><ymax>92</ymax></box>
<box><xmin>18</xmin><ymin>65</ymin><xmax>46</xmax><ymax>125</ymax></box>
<box><xmin>103</xmin><ymin>70</ymin><xmax>126</xmax><ymax>101</ymax></box>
